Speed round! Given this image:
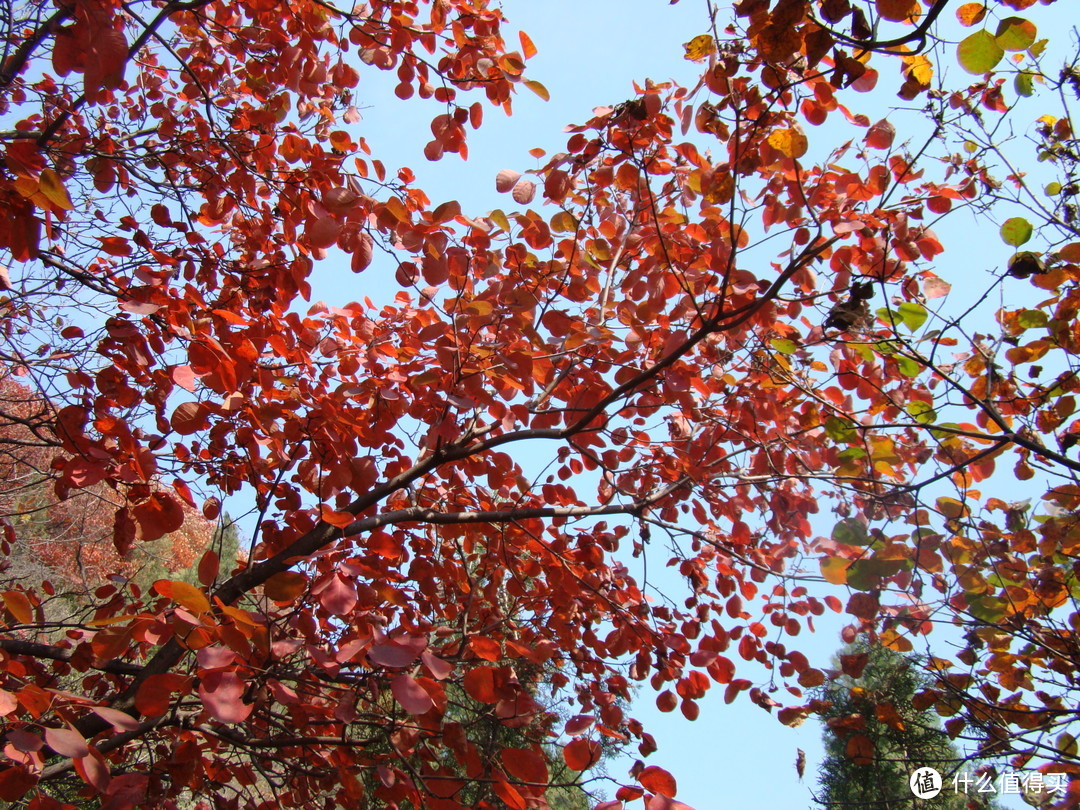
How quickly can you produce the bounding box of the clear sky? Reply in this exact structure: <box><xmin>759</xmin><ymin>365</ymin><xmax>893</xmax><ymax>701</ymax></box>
<box><xmin>298</xmin><ymin>1</ymin><xmax>1076</xmax><ymax>807</ymax></box>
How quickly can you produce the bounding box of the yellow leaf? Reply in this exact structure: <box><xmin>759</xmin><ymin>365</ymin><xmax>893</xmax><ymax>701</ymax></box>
<box><xmin>903</xmin><ymin>53</ymin><xmax>934</xmax><ymax>85</ymax></box>
<box><xmin>820</xmin><ymin>557</ymin><xmax>849</xmax><ymax>585</ymax></box>
<box><xmin>39</xmin><ymin>169</ymin><xmax>73</xmax><ymax>211</ymax></box>
<box><xmin>767</xmin><ymin>127</ymin><xmax>808</xmax><ymax>159</ymax></box>
<box><xmin>682</xmin><ymin>34</ymin><xmax>716</xmax><ymax>62</ymax></box>
<box><xmin>523</xmin><ymin>79</ymin><xmax>549</xmax><ymax>101</ymax></box>
<box><xmin>153</xmin><ymin>580</ymin><xmax>211</xmax><ymax>615</ymax></box>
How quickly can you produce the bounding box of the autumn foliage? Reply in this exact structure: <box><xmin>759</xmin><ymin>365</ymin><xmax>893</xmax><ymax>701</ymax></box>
<box><xmin>0</xmin><ymin>0</ymin><xmax>1078</xmax><ymax>807</ymax></box>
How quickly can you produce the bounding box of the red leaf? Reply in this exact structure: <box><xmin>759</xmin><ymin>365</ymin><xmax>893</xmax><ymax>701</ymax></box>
<box><xmin>305</xmin><ymin>215</ymin><xmax>341</xmax><ymax>249</ymax></box>
<box><xmin>645</xmin><ymin>796</ymin><xmax>695</xmax><ymax>810</ymax></box>
<box><xmin>368</xmin><ymin>640</ymin><xmax>422</xmax><ymax>668</ymax></box>
<box><xmin>74</xmin><ymin>748</ymin><xmax>109</xmax><ymax>793</ymax></box>
<box><xmin>199</xmin><ymin>670</ymin><xmax>252</xmax><ymax>724</ymax></box>
<box><xmin>501</xmin><ymin>747</ymin><xmax>548</xmax><ymax>785</ymax></box>
<box><xmin>864</xmin><ymin>118</ymin><xmax>895</xmax><ymax>149</ymax></box>
<box><xmin>496</xmin><ymin>169</ymin><xmax>521</xmax><ymax>192</ymax></box>
<box><xmin>0</xmin><ymin>766</ymin><xmax>38</xmax><ymax>801</ymax></box>
<box><xmin>352</xmin><ymin>232</ymin><xmax>374</xmax><ymax>273</ymax></box>
<box><xmin>99</xmin><ymin>236</ymin><xmax>131</xmax><ymax>257</ymax></box>
<box><xmin>564</xmin><ymin>738</ymin><xmax>601</xmax><ymax>771</ymax></box>
<box><xmin>170</xmin><ymin>401</ymin><xmax>209</xmax><ymax>435</ymax></box>
<box><xmin>133</xmin><ymin>492</ymin><xmax>185</xmax><ymax>542</ymax></box>
<box><xmin>468</xmin><ymin>635</ymin><xmax>501</xmax><ymax>661</ymax></box>
<box><xmin>315</xmin><ymin>573</ymin><xmax>356</xmax><ymax>616</ymax></box>
<box><xmin>639</xmin><ymin>766</ymin><xmax>678</xmax><ymax>797</ymax></box>
<box><xmin>91</xmin><ymin>706</ymin><xmax>141</xmax><ymax>732</ymax></box>
<box><xmin>511</xmin><ymin>179</ymin><xmax>536</xmax><ymax>205</ymax></box>
<box><xmin>45</xmin><ymin>727</ymin><xmax>89</xmax><ymax>759</ymax></box>
<box><xmin>197</xmin><ymin>550</ymin><xmax>219</xmax><ymax>587</ymax></box>
<box><xmin>134</xmin><ymin>673</ymin><xmax>189</xmax><ymax>717</ymax></box>
<box><xmin>463</xmin><ymin>667</ymin><xmax>497</xmax><ymax>703</ymax></box>
<box><xmin>493</xmin><ymin>778</ymin><xmax>528</xmax><ymax>810</ymax></box>
<box><xmin>391</xmin><ymin>674</ymin><xmax>434</xmax><ymax>715</ymax></box>
<box><xmin>564</xmin><ymin>714</ymin><xmax>595</xmax><ymax>735</ymax></box>
<box><xmin>421</xmin><ymin>651</ymin><xmax>453</xmax><ymax>680</ymax></box>
<box><xmin>656</xmin><ymin>690</ymin><xmax>677</xmax><ymax>712</ymax></box>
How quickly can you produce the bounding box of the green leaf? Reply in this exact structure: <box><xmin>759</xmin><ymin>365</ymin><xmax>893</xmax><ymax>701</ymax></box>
<box><xmin>1014</xmin><ymin>71</ymin><xmax>1034</xmax><ymax>97</ymax></box>
<box><xmin>995</xmin><ymin>16</ymin><xmax>1037</xmax><ymax>52</ymax></box>
<box><xmin>905</xmin><ymin>401</ymin><xmax>937</xmax><ymax>424</ymax></box>
<box><xmin>837</xmin><ymin>447</ymin><xmax>866</xmax><ymax>462</ymax></box>
<box><xmin>965</xmin><ymin>593</ymin><xmax>1007</xmax><ymax>623</ymax></box>
<box><xmin>1046</xmin><ymin>182</ymin><xmax>1063</xmax><ymax>196</ymax></box>
<box><xmin>1029</xmin><ymin>38</ymin><xmax>1048</xmax><ymax>58</ymax></box>
<box><xmin>957</xmin><ymin>29</ymin><xmax>1004</xmax><ymax>74</ymax></box>
<box><xmin>771</xmin><ymin>338</ymin><xmax>798</xmax><ymax>354</ymax></box>
<box><xmin>832</xmin><ymin>517</ymin><xmax>871</xmax><ymax>547</ymax></box>
<box><xmin>897</xmin><ymin>302</ymin><xmax>928</xmax><ymax>331</ymax></box>
<box><xmin>896</xmin><ymin>356</ymin><xmax>922</xmax><ymax>377</ymax></box>
<box><xmin>824</xmin><ymin>417</ymin><xmax>856</xmax><ymax>442</ymax></box>
<box><xmin>1017</xmin><ymin>309</ymin><xmax>1049</xmax><ymax>329</ymax></box>
<box><xmin>1056</xmin><ymin>732</ymin><xmax>1078</xmax><ymax>758</ymax></box>
<box><xmin>1000</xmin><ymin>216</ymin><xmax>1033</xmax><ymax>247</ymax></box>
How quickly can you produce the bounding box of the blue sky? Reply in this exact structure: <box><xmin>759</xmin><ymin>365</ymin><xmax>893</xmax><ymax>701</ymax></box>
<box><xmin>297</xmin><ymin>1</ymin><xmax>1078</xmax><ymax>806</ymax></box>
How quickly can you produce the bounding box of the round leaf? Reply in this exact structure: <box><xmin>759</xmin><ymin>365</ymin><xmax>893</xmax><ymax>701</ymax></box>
<box><xmin>957</xmin><ymin>30</ymin><xmax>1004</xmax><ymax>74</ymax></box>
<box><xmin>832</xmin><ymin>517</ymin><xmax>870</xmax><ymax>546</ymax></box>
<box><xmin>1000</xmin><ymin>217</ymin><xmax>1033</xmax><ymax>247</ymax></box>
<box><xmin>767</xmin><ymin>128</ymin><xmax>808</xmax><ymax>159</ymax></box>
<box><xmin>995</xmin><ymin>16</ymin><xmax>1036</xmax><ymax>52</ymax></box>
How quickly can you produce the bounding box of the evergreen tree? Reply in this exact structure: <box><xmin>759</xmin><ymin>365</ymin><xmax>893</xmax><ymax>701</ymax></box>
<box><xmin>813</xmin><ymin>639</ymin><xmax>992</xmax><ymax>810</ymax></box>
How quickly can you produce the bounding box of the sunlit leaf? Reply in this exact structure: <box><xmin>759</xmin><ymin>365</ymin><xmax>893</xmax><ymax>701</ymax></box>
<box><xmin>957</xmin><ymin>29</ymin><xmax>1004</xmax><ymax>74</ymax></box>
<box><xmin>1000</xmin><ymin>216</ymin><xmax>1033</xmax><ymax>246</ymax></box>
<box><xmin>682</xmin><ymin>34</ymin><xmax>716</xmax><ymax>62</ymax></box>
<box><xmin>767</xmin><ymin>128</ymin><xmax>808</xmax><ymax>158</ymax></box>
<box><xmin>956</xmin><ymin>2</ymin><xmax>987</xmax><ymax>26</ymax></box>
<box><xmin>995</xmin><ymin>16</ymin><xmax>1036</xmax><ymax>51</ymax></box>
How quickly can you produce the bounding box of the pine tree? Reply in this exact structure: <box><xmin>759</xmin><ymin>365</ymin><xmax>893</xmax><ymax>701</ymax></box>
<box><xmin>813</xmin><ymin>639</ymin><xmax>992</xmax><ymax>809</ymax></box>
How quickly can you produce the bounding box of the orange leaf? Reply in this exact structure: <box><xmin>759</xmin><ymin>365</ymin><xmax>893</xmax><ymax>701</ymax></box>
<box><xmin>264</xmin><ymin>571</ymin><xmax>307</xmax><ymax>602</ymax></box>
<box><xmin>153</xmin><ymin>580</ymin><xmax>210</xmax><ymax>614</ymax></box>
<box><xmin>518</xmin><ymin>31</ymin><xmax>537</xmax><ymax>60</ymax></box>
<box><xmin>2</xmin><ymin>590</ymin><xmax>34</xmax><ymax>624</ymax></box>
<box><xmin>956</xmin><ymin>2</ymin><xmax>987</xmax><ymax>26</ymax></box>
<box><xmin>845</xmin><ymin>733</ymin><xmax>875</xmax><ymax>765</ymax></box>
<box><xmin>875</xmin><ymin>702</ymin><xmax>906</xmax><ymax>731</ymax></box>
<box><xmin>639</xmin><ymin>765</ymin><xmax>678</xmax><ymax>797</ymax></box>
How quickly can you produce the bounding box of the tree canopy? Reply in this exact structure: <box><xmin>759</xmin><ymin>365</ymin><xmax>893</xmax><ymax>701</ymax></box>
<box><xmin>0</xmin><ymin>0</ymin><xmax>1079</xmax><ymax>808</ymax></box>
